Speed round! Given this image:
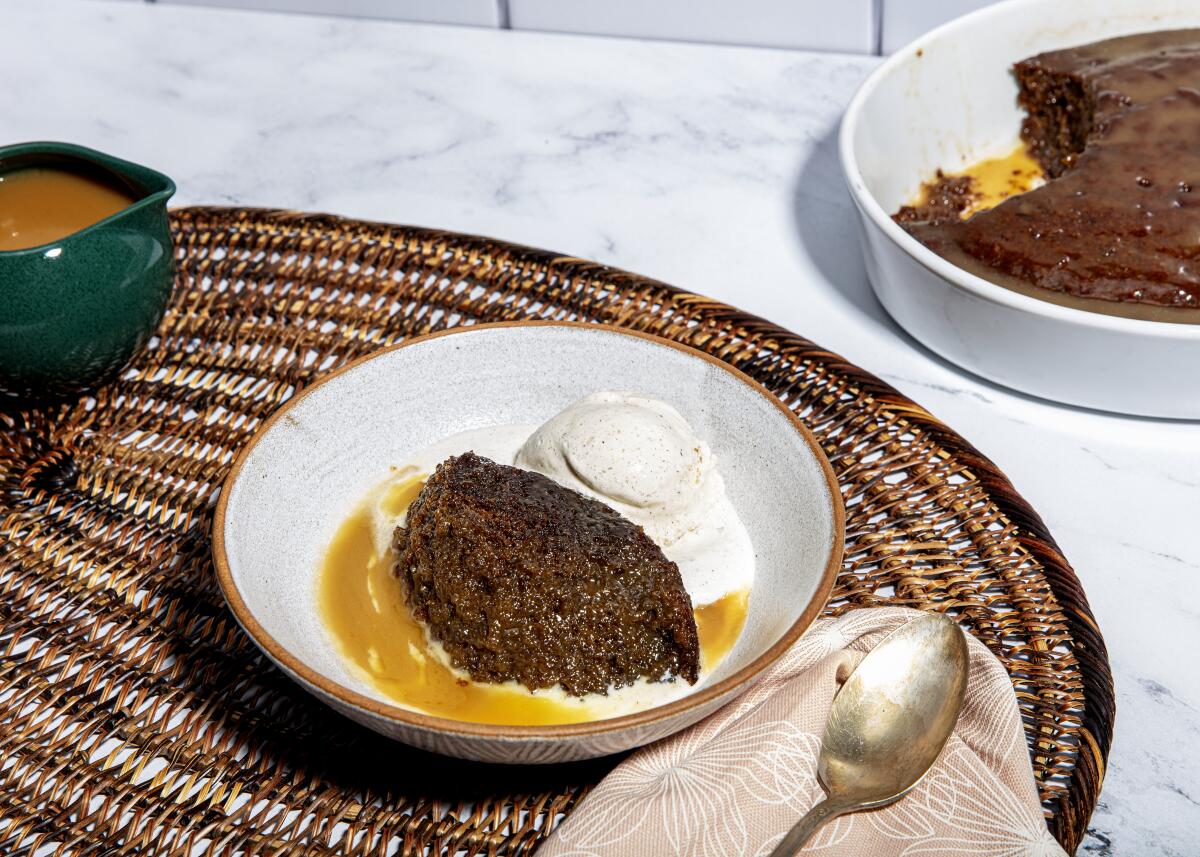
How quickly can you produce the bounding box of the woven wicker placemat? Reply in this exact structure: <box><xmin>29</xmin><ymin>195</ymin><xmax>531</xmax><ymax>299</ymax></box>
<box><xmin>0</xmin><ymin>207</ymin><xmax>1113</xmax><ymax>856</ymax></box>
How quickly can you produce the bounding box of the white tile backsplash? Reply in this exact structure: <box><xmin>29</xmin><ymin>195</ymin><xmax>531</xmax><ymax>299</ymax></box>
<box><xmin>880</xmin><ymin>0</ymin><xmax>997</xmax><ymax>53</ymax></box>
<box><xmin>99</xmin><ymin>0</ymin><xmax>1010</xmax><ymax>55</ymax></box>
<box><xmin>155</xmin><ymin>0</ymin><xmax>501</xmax><ymax>27</ymax></box>
<box><xmin>507</xmin><ymin>0</ymin><xmax>876</xmax><ymax>53</ymax></box>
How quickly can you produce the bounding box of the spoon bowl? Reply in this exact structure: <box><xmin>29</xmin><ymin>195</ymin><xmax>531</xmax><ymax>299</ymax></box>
<box><xmin>769</xmin><ymin>613</ymin><xmax>968</xmax><ymax>856</ymax></box>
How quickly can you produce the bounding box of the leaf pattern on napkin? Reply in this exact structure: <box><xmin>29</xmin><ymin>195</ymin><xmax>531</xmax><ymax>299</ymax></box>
<box><xmin>557</xmin><ymin>718</ymin><xmax>825</xmax><ymax>856</ymax></box>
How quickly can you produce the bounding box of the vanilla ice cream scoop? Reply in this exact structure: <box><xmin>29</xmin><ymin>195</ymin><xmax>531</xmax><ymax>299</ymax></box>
<box><xmin>516</xmin><ymin>392</ymin><xmax>721</xmax><ymax>548</ymax></box>
<box><xmin>369</xmin><ymin>392</ymin><xmax>753</xmax><ymax>609</ymax></box>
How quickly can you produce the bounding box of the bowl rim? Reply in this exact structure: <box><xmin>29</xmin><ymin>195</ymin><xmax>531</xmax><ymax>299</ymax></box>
<box><xmin>837</xmin><ymin>0</ymin><xmax>1200</xmax><ymax>341</ymax></box>
<box><xmin>212</xmin><ymin>319</ymin><xmax>845</xmax><ymax>741</ymax></box>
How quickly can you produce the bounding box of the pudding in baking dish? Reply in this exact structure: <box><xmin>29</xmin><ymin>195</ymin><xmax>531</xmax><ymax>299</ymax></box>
<box><xmin>895</xmin><ymin>29</ymin><xmax>1200</xmax><ymax>323</ymax></box>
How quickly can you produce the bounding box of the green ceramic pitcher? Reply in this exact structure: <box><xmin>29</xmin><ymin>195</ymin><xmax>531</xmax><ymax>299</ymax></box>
<box><xmin>0</xmin><ymin>142</ymin><xmax>176</xmax><ymax>398</ymax></box>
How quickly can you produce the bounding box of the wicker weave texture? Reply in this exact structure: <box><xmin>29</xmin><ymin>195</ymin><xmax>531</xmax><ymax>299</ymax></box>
<box><xmin>0</xmin><ymin>208</ymin><xmax>1113</xmax><ymax>856</ymax></box>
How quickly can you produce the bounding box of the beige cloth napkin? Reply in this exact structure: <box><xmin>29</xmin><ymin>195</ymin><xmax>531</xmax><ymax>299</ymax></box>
<box><xmin>538</xmin><ymin>607</ymin><xmax>1067</xmax><ymax>857</ymax></box>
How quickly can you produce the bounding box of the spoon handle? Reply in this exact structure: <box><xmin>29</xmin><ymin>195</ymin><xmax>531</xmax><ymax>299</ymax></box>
<box><xmin>766</xmin><ymin>797</ymin><xmax>851</xmax><ymax>857</ymax></box>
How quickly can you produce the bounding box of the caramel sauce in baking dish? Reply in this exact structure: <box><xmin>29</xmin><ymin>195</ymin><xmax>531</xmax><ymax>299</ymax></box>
<box><xmin>319</xmin><ymin>476</ymin><xmax>750</xmax><ymax>726</ymax></box>
<box><xmin>908</xmin><ymin>143</ymin><xmax>1044</xmax><ymax>219</ymax></box>
<box><xmin>0</xmin><ymin>166</ymin><xmax>136</xmax><ymax>251</ymax></box>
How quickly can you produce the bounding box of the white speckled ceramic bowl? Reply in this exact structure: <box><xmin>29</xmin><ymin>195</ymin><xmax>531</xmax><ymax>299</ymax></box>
<box><xmin>841</xmin><ymin>0</ymin><xmax>1200</xmax><ymax>418</ymax></box>
<box><xmin>214</xmin><ymin>322</ymin><xmax>843</xmax><ymax>763</ymax></box>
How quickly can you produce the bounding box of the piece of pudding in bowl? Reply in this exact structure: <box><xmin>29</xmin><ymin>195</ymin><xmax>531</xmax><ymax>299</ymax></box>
<box><xmin>395</xmin><ymin>452</ymin><xmax>701</xmax><ymax>696</ymax></box>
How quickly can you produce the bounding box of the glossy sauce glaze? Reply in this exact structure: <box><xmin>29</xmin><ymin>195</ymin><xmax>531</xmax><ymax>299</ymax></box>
<box><xmin>320</xmin><ymin>477</ymin><xmax>750</xmax><ymax>725</ymax></box>
<box><xmin>0</xmin><ymin>167</ymin><xmax>135</xmax><ymax>251</ymax></box>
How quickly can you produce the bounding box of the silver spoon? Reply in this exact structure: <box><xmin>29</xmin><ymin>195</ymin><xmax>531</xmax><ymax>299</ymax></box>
<box><xmin>768</xmin><ymin>613</ymin><xmax>969</xmax><ymax>857</ymax></box>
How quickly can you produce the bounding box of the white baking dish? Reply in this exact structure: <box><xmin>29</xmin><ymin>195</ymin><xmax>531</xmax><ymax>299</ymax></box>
<box><xmin>840</xmin><ymin>0</ymin><xmax>1200</xmax><ymax>418</ymax></box>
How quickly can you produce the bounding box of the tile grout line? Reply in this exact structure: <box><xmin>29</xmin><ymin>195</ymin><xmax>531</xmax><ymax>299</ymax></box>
<box><xmin>496</xmin><ymin>0</ymin><xmax>510</xmax><ymax>30</ymax></box>
<box><xmin>871</xmin><ymin>0</ymin><xmax>884</xmax><ymax>54</ymax></box>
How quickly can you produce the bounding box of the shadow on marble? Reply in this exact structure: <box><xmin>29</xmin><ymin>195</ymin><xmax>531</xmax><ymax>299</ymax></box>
<box><xmin>790</xmin><ymin>123</ymin><xmax>895</xmax><ymax>333</ymax></box>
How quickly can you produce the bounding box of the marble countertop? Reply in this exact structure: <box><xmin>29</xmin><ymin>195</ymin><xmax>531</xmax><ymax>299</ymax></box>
<box><xmin>10</xmin><ymin>1</ymin><xmax>1199</xmax><ymax>853</ymax></box>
